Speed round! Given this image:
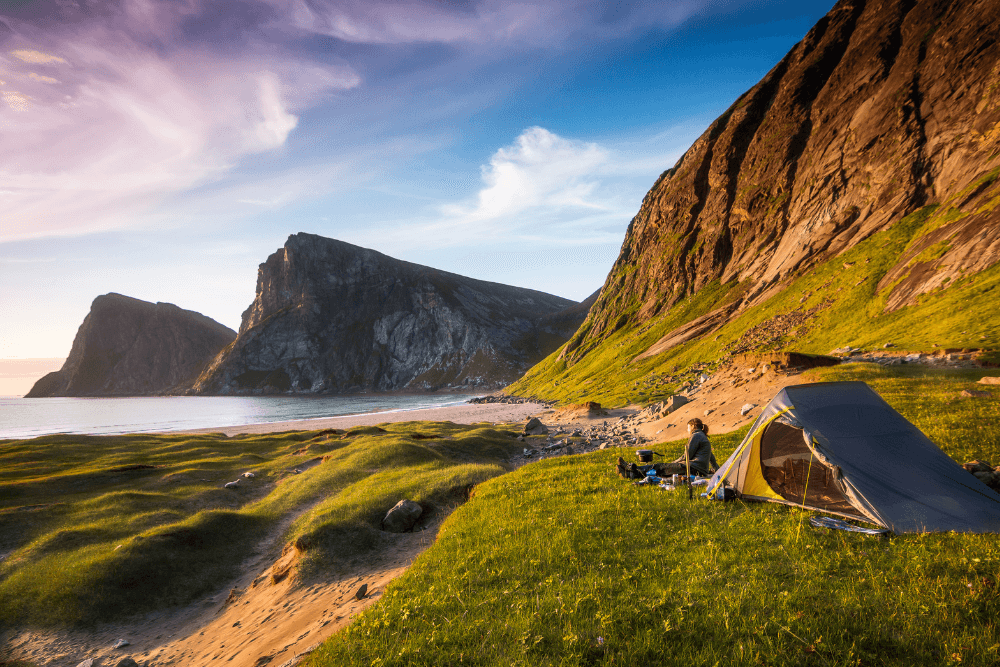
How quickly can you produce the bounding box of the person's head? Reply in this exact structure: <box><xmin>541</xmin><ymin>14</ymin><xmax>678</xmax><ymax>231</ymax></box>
<box><xmin>688</xmin><ymin>418</ymin><xmax>708</xmax><ymax>435</ymax></box>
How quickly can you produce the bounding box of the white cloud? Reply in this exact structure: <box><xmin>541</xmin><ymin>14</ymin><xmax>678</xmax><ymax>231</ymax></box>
<box><xmin>443</xmin><ymin>126</ymin><xmax>610</xmax><ymax>222</ymax></box>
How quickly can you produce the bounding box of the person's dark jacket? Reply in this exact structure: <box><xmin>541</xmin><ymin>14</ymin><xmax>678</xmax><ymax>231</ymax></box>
<box><xmin>674</xmin><ymin>429</ymin><xmax>713</xmax><ymax>474</ymax></box>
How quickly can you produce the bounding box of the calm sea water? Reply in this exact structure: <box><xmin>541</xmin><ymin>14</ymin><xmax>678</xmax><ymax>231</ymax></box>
<box><xmin>0</xmin><ymin>394</ymin><xmax>481</xmax><ymax>439</ymax></box>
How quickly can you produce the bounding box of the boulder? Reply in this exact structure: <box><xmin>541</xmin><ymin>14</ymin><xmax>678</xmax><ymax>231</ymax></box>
<box><xmin>962</xmin><ymin>389</ymin><xmax>991</xmax><ymax>398</ymax></box>
<box><xmin>355</xmin><ymin>583</ymin><xmax>368</xmax><ymax>600</ymax></box>
<box><xmin>523</xmin><ymin>417</ymin><xmax>549</xmax><ymax>436</ymax></box>
<box><xmin>115</xmin><ymin>659</ymin><xmax>140</xmax><ymax>667</ymax></box>
<box><xmin>740</xmin><ymin>403</ymin><xmax>757</xmax><ymax>416</ymax></box>
<box><xmin>978</xmin><ymin>377</ymin><xmax>1000</xmax><ymax>385</ymax></box>
<box><xmin>75</xmin><ymin>661</ymin><xmax>94</xmax><ymax>667</ymax></box>
<box><xmin>664</xmin><ymin>395</ymin><xmax>689</xmax><ymax>413</ymax></box>
<box><xmin>381</xmin><ymin>499</ymin><xmax>423</xmax><ymax>533</ymax></box>
<box><xmin>963</xmin><ymin>460</ymin><xmax>993</xmax><ymax>474</ymax></box>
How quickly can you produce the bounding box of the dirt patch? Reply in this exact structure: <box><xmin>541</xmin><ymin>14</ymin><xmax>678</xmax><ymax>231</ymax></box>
<box><xmin>2</xmin><ymin>508</ymin><xmax>446</xmax><ymax>667</ymax></box>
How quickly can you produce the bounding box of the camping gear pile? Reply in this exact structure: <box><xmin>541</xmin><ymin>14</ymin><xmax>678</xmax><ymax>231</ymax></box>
<box><xmin>613</xmin><ymin>380</ymin><xmax>1000</xmax><ymax>535</ymax></box>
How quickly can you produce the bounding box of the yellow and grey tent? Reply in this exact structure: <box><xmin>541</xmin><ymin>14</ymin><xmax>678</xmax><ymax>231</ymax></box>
<box><xmin>707</xmin><ymin>381</ymin><xmax>1000</xmax><ymax>534</ymax></box>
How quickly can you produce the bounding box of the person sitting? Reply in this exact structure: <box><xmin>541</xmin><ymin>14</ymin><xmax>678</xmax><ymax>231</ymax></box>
<box><xmin>656</xmin><ymin>418</ymin><xmax>715</xmax><ymax>477</ymax></box>
<box><xmin>615</xmin><ymin>418</ymin><xmax>716</xmax><ymax>480</ymax></box>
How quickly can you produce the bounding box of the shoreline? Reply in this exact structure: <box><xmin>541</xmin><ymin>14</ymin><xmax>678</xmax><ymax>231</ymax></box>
<box><xmin>178</xmin><ymin>401</ymin><xmax>548</xmax><ymax>436</ymax></box>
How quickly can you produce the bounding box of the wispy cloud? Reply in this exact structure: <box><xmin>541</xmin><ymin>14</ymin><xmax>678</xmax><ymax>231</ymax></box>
<box><xmin>268</xmin><ymin>0</ymin><xmax>714</xmax><ymax>47</ymax></box>
<box><xmin>0</xmin><ymin>0</ymin><xmax>359</xmax><ymax>241</ymax></box>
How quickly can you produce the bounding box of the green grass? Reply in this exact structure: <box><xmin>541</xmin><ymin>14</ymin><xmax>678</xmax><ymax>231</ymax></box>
<box><xmin>307</xmin><ymin>365</ymin><xmax>1000</xmax><ymax>667</ymax></box>
<box><xmin>509</xmin><ymin>205</ymin><xmax>1000</xmax><ymax>407</ymax></box>
<box><xmin>0</xmin><ymin>422</ymin><xmax>521</xmax><ymax>627</ymax></box>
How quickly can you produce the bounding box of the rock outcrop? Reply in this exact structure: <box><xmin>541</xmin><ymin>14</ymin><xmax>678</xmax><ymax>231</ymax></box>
<box><xmin>191</xmin><ymin>234</ymin><xmax>582</xmax><ymax>394</ymax></box>
<box><xmin>25</xmin><ymin>294</ymin><xmax>236</xmax><ymax>397</ymax></box>
<box><xmin>562</xmin><ymin>0</ymin><xmax>1000</xmax><ymax>364</ymax></box>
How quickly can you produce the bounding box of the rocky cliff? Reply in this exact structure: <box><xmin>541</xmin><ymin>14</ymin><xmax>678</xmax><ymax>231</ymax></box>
<box><xmin>190</xmin><ymin>234</ymin><xmax>583</xmax><ymax>394</ymax></box>
<box><xmin>561</xmin><ymin>0</ymin><xmax>1000</xmax><ymax>365</ymax></box>
<box><xmin>26</xmin><ymin>294</ymin><xmax>237</xmax><ymax>397</ymax></box>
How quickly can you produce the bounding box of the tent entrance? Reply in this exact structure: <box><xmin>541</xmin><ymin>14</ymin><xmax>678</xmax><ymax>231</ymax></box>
<box><xmin>759</xmin><ymin>421</ymin><xmax>862</xmax><ymax>519</ymax></box>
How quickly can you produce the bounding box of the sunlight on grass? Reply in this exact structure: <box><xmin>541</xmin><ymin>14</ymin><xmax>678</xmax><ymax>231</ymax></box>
<box><xmin>308</xmin><ymin>365</ymin><xmax>1000</xmax><ymax>666</ymax></box>
<box><xmin>509</xmin><ymin>205</ymin><xmax>1000</xmax><ymax>407</ymax></box>
<box><xmin>0</xmin><ymin>422</ymin><xmax>521</xmax><ymax>626</ymax></box>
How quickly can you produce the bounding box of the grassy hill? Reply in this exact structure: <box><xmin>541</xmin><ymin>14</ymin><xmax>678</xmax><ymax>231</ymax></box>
<box><xmin>0</xmin><ymin>423</ymin><xmax>521</xmax><ymax>627</ymax></box>
<box><xmin>307</xmin><ymin>364</ymin><xmax>1000</xmax><ymax>667</ymax></box>
<box><xmin>508</xmin><ymin>203</ymin><xmax>1000</xmax><ymax>407</ymax></box>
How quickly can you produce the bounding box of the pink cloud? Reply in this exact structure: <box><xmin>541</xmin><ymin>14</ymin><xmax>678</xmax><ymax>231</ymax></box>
<box><xmin>0</xmin><ymin>1</ymin><xmax>359</xmax><ymax>241</ymax></box>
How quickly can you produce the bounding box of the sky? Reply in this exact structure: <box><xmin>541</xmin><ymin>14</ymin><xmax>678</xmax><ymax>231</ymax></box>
<box><xmin>0</xmin><ymin>0</ymin><xmax>837</xmax><ymax>372</ymax></box>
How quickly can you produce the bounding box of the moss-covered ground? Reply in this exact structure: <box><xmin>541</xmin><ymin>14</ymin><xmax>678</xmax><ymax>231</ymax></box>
<box><xmin>307</xmin><ymin>364</ymin><xmax>1000</xmax><ymax>667</ymax></box>
<box><xmin>0</xmin><ymin>423</ymin><xmax>521</xmax><ymax>627</ymax></box>
<box><xmin>509</xmin><ymin>206</ymin><xmax>1000</xmax><ymax>407</ymax></box>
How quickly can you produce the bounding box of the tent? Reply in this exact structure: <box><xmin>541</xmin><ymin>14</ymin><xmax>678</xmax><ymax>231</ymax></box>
<box><xmin>707</xmin><ymin>381</ymin><xmax>1000</xmax><ymax>534</ymax></box>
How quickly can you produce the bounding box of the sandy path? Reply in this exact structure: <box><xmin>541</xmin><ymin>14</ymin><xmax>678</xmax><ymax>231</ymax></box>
<box><xmin>2</xmin><ymin>518</ymin><xmax>445</xmax><ymax>667</ymax></box>
<box><xmin>179</xmin><ymin>402</ymin><xmax>547</xmax><ymax>436</ymax></box>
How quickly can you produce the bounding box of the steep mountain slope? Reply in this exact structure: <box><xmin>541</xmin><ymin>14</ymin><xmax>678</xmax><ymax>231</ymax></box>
<box><xmin>510</xmin><ymin>0</ymin><xmax>1000</xmax><ymax>405</ymax></box>
<box><xmin>26</xmin><ymin>293</ymin><xmax>236</xmax><ymax>397</ymax></box>
<box><xmin>191</xmin><ymin>233</ymin><xmax>583</xmax><ymax>394</ymax></box>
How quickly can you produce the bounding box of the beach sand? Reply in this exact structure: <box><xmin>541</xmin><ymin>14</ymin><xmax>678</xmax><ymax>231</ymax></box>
<box><xmin>179</xmin><ymin>401</ymin><xmax>549</xmax><ymax>436</ymax></box>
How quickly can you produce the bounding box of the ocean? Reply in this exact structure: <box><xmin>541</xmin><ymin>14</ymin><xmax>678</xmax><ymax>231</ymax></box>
<box><xmin>0</xmin><ymin>393</ymin><xmax>482</xmax><ymax>439</ymax></box>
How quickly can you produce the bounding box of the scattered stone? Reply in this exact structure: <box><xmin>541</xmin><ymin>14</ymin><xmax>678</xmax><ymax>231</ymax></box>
<box><xmin>963</xmin><ymin>460</ymin><xmax>994</xmax><ymax>474</ymax></box>
<box><xmin>355</xmin><ymin>583</ymin><xmax>368</xmax><ymax>600</ymax></box>
<box><xmin>962</xmin><ymin>389</ymin><xmax>991</xmax><ymax>398</ymax></box>
<box><xmin>112</xmin><ymin>639</ymin><xmax>130</xmax><ymax>649</ymax></box>
<box><xmin>883</xmin><ymin>342</ymin><xmax>894</xmax><ymax>348</ymax></box>
<box><xmin>381</xmin><ymin>499</ymin><xmax>423</xmax><ymax>533</ymax></box>
<box><xmin>740</xmin><ymin>403</ymin><xmax>756</xmax><ymax>416</ymax></box>
<box><xmin>75</xmin><ymin>661</ymin><xmax>94</xmax><ymax>667</ymax></box>
<box><xmin>699</xmin><ymin>374</ymin><xmax>710</xmax><ymax>383</ymax></box>
<box><xmin>516</xmin><ymin>435</ymin><xmax>525</xmax><ymax>442</ymax></box>
<box><xmin>523</xmin><ymin>417</ymin><xmax>549</xmax><ymax>436</ymax></box>
<box><xmin>115</xmin><ymin>659</ymin><xmax>139</xmax><ymax>667</ymax></box>
<box><xmin>242</xmin><ymin>472</ymin><xmax>255</xmax><ymax>478</ymax></box>
<box><xmin>703</xmin><ymin>409</ymin><xmax>714</xmax><ymax>416</ymax></box>
<box><xmin>979</xmin><ymin>377</ymin><xmax>1000</xmax><ymax>385</ymax></box>
<box><xmin>974</xmin><ymin>471</ymin><xmax>998</xmax><ymax>486</ymax></box>
<box><xmin>224</xmin><ymin>480</ymin><xmax>239</xmax><ymax>489</ymax></box>
<box><xmin>467</xmin><ymin>395</ymin><xmax>540</xmax><ymax>405</ymax></box>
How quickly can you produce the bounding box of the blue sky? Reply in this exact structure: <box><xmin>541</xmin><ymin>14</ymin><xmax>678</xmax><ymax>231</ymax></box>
<box><xmin>0</xmin><ymin>0</ymin><xmax>836</xmax><ymax>363</ymax></box>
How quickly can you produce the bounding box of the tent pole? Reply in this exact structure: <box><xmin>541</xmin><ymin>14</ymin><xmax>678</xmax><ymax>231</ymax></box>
<box><xmin>796</xmin><ymin>451</ymin><xmax>815</xmax><ymax>541</ymax></box>
<box><xmin>706</xmin><ymin>407</ymin><xmax>793</xmax><ymax>498</ymax></box>
<box><xmin>685</xmin><ymin>435</ymin><xmax>692</xmax><ymax>500</ymax></box>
